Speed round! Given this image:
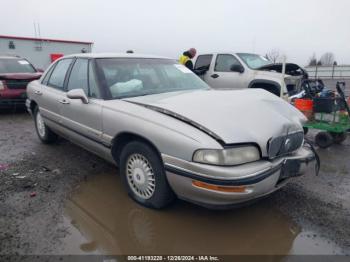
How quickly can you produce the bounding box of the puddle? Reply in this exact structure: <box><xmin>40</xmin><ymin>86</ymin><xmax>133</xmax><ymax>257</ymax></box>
<box><xmin>63</xmin><ymin>173</ymin><xmax>344</xmax><ymax>255</ymax></box>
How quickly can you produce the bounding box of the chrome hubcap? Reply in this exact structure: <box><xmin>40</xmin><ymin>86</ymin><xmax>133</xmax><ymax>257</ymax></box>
<box><xmin>36</xmin><ymin>112</ymin><xmax>45</xmax><ymax>137</ymax></box>
<box><xmin>126</xmin><ymin>154</ymin><xmax>155</xmax><ymax>199</ymax></box>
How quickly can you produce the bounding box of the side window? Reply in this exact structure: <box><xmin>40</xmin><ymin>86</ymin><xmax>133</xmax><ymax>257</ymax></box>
<box><xmin>41</xmin><ymin>65</ymin><xmax>56</xmax><ymax>85</ymax></box>
<box><xmin>47</xmin><ymin>59</ymin><xmax>73</xmax><ymax>90</ymax></box>
<box><xmin>88</xmin><ymin>61</ymin><xmax>100</xmax><ymax>98</ymax></box>
<box><xmin>215</xmin><ymin>54</ymin><xmax>241</xmax><ymax>72</ymax></box>
<box><xmin>194</xmin><ymin>55</ymin><xmax>213</xmax><ymax>70</ymax></box>
<box><xmin>67</xmin><ymin>59</ymin><xmax>89</xmax><ymax>95</ymax></box>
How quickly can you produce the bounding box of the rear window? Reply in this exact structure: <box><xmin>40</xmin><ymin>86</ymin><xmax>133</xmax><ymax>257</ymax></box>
<box><xmin>0</xmin><ymin>58</ymin><xmax>36</xmax><ymax>74</ymax></box>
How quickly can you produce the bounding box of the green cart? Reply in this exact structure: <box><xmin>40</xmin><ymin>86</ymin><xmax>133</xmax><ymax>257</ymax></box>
<box><xmin>304</xmin><ymin>82</ymin><xmax>350</xmax><ymax>148</ymax></box>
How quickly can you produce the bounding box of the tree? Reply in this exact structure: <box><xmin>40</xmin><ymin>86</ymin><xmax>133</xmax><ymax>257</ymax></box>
<box><xmin>320</xmin><ymin>52</ymin><xmax>335</xmax><ymax>66</ymax></box>
<box><xmin>308</xmin><ymin>53</ymin><xmax>317</xmax><ymax>66</ymax></box>
<box><xmin>265</xmin><ymin>49</ymin><xmax>280</xmax><ymax>64</ymax></box>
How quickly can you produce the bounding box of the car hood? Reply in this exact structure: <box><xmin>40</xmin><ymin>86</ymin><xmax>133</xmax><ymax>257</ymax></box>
<box><xmin>0</xmin><ymin>72</ymin><xmax>42</xmax><ymax>80</ymax></box>
<box><xmin>257</xmin><ymin>63</ymin><xmax>308</xmax><ymax>78</ymax></box>
<box><xmin>123</xmin><ymin>89</ymin><xmax>306</xmax><ymax>146</ymax></box>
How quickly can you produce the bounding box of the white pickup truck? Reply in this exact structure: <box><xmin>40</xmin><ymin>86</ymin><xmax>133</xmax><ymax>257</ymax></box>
<box><xmin>194</xmin><ymin>52</ymin><xmax>308</xmax><ymax>98</ymax></box>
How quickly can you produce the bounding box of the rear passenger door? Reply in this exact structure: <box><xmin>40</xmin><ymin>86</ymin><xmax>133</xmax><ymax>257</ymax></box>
<box><xmin>37</xmin><ymin>58</ymin><xmax>73</xmax><ymax>124</ymax></box>
<box><xmin>60</xmin><ymin>58</ymin><xmax>104</xmax><ymax>145</ymax></box>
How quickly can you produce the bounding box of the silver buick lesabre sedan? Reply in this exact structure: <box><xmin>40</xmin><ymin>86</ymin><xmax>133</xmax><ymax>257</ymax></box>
<box><xmin>26</xmin><ymin>53</ymin><xmax>317</xmax><ymax>209</ymax></box>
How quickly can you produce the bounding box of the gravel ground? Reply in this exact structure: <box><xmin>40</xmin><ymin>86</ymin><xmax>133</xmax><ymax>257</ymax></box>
<box><xmin>0</xmin><ymin>110</ymin><xmax>349</xmax><ymax>256</ymax></box>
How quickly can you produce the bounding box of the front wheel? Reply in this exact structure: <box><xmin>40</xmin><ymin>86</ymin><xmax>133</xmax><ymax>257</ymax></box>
<box><xmin>34</xmin><ymin>107</ymin><xmax>58</xmax><ymax>144</ymax></box>
<box><xmin>119</xmin><ymin>141</ymin><xmax>175</xmax><ymax>209</ymax></box>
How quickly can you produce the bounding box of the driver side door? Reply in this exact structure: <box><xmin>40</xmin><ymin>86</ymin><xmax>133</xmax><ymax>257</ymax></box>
<box><xmin>205</xmin><ymin>54</ymin><xmax>248</xmax><ymax>89</ymax></box>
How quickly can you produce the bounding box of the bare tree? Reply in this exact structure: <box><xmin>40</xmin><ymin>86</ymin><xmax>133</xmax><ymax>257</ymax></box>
<box><xmin>320</xmin><ymin>52</ymin><xmax>335</xmax><ymax>66</ymax></box>
<box><xmin>308</xmin><ymin>53</ymin><xmax>317</xmax><ymax>66</ymax></box>
<box><xmin>265</xmin><ymin>49</ymin><xmax>280</xmax><ymax>64</ymax></box>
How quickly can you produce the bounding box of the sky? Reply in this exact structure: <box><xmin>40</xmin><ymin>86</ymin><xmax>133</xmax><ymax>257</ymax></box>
<box><xmin>1</xmin><ymin>0</ymin><xmax>349</xmax><ymax>65</ymax></box>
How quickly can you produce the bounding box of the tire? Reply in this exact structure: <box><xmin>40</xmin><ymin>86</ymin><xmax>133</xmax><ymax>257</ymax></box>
<box><xmin>119</xmin><ymin>141</ymin><xmax>175</xmax><ymax>209</ymax></box>
<box><xmin>315</xmin><ymin>131</ymin><xmax>333</xmax><ymax>148</ymax></box>
<box><xmin>303</xmin><ymin>127</ymin><xmax>309</xmax><ymax>135</ymax></box>
<box><xmin>330</xmin><ymin>132</ymin><xmax>347</xmax><ymax>144</ymax></box>
<box><xmin>33</xmin><ymin>107</ymin><xmax>58</xmax><ymax>144</ymax></box>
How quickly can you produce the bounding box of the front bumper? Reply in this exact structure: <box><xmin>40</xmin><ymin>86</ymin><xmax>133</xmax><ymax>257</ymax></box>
<box><xmin>0</xmin><ymin>89</ymin><xmax>27</xmax><ymax>107</ymax></box>
<box><xmin>25</xmin><ymin>99</ymin><xmax>33</xmax><ymax>115</ymax></box>
<box><xmin>163</xmin><ymin>146</ymin><xmax>317</xmax><ymax>208</ymax></box>
<box><xmin>0</xmin><ymin>98</ymin><xmax>26</xmax><ymax>107</ymax></box>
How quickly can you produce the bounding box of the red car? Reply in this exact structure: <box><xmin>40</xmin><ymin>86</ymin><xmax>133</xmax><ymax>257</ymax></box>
<box><xmin>0</xmin><ymin>56</ymin><xmax>42</xmax><ymax>108</ymax></box>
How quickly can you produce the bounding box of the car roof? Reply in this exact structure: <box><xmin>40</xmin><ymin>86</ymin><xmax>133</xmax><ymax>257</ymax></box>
<box><xmin>64</xmin><ymin>53</ymin><xmax>172</xmax><ymax>60</ymax></box>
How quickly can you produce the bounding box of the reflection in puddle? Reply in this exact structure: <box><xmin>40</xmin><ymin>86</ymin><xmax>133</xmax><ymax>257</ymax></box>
<box><xmin>64</xmin><ymin>173</ymin><xmax>343</xmax><ymax>255</ymax></box>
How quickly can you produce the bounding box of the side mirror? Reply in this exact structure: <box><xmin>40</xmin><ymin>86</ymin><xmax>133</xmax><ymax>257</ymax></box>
<box><xmin>36</xmin><ymin>68</ymin><xmax>44</xmax><ymax>73</ymax></box>
<box><xmin>230</xmin><ymin>64</ymin><xmax>245</xmax><ymax>73</ymax></box>
<box><xmin>67</xmin><ymin>89</ymin><xmax>89</xmax><ymax>104</ymax></box>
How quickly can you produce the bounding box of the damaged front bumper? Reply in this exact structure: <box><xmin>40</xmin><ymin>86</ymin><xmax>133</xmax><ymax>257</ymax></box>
<box><xmin>163</xmin><ymin>145</ymin><xmax>317</xmax><ymax>209</ymax></box>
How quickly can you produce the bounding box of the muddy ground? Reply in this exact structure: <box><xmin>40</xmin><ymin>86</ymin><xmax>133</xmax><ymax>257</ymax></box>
<box><xmin>0</xmin><ymin>109</ymin><xmax>350</xmax><ymax>258</ymax></box>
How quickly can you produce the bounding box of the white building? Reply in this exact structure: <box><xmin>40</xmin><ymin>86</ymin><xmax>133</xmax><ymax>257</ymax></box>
<box><xmin>0</xmin><ymin>35</ymin><xmax>93</xmax><ymax>69</ymax></box>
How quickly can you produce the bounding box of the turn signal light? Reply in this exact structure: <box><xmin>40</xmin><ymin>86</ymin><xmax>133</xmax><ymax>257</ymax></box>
<box><xmin>192</xmin><ymin>180</ymin><xmax>246</xmax><ymax>193</ymax></box>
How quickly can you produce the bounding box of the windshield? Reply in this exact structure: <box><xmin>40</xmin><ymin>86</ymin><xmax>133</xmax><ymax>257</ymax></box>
<box><xmin>237</xmin><ymin>53</ymin><xmax>272</xmax><ymax>69</ymax></box>
<box><xmin>95</xmin><ymin>58</ymin><xmax>209</xmax><ymax>99</ymax></box>
<box><xmin>0</xmin><ymin>58</ymin><xmax>36</xmax><ymax>74</ymax></box>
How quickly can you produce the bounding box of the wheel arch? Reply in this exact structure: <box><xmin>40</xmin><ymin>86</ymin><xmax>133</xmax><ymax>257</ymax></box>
<box><xmin>111</xmin><ymin>132</ymin><xmax>163</xmax><ymax>165</ymax></box>
<box><xmin>248</xmin><ymin>79</ymin><xmax>281</xmax><ymax>96</ymax></box>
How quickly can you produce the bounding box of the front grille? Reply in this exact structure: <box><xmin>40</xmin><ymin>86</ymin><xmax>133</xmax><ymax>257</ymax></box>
<box><xmin>268</xmin><ymin>131</ymin><xmax>304</xmax><ymax>159</ymax></box>
<box><xmin>5</xmin><ymin>79</ymin><xmax>31</xmax><ymax>89</ymax></box>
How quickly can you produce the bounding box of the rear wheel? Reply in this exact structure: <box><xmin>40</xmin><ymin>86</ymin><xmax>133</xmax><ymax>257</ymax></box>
<box><xmin>330</xmin><ymin>132</ymin><xmax>347</xmax><ymax>144</ymax></box>
<box><xmin>34</xmin><ymin>107</ymin><xmax>58</xmax><ymax>144</ymax></box>
<box><xmin>315</xmin><ymin>131</ymin><xmax>333</xmax><ymax>148</ymax></box>
<box><xmin>119</xmin><ymin>141</ymin><xmax>175</xmax><ymax>209</ymax></box>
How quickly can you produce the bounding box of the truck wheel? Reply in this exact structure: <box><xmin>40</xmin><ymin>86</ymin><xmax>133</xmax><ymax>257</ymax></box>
<box><xmin>330</xmin><ymin>132</ymin><xmax>347</xmax><ymax>144</ymax></box>
<box><xmin>34</xmin><ymin>107</ymin><xmax>58</xmax><ymax>144</ymax></box>
<box><xmin>119</xmin><ymin>141</ymin><xmax>175</xmax><ymax>209</ymax></box>
<box><xmin>315</xmin><ymin>132</ymin><xmax>333</xmax><ymax>148</ymax></box>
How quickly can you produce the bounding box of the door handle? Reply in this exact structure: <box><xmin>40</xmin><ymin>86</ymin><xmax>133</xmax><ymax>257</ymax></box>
<box><xmin>211</xmin><ymin>74</ymin><xmax>219</xmax><ymax>79</ymax></box>
<box><xmin>58</xmin><ymin>99</ymin><xmax>70</xmax><ymax>104</ymax></box>
<box><xmin>34</xmin><ymin>90</ymin><xmax>43</xmax><ymax>95</ymax></box>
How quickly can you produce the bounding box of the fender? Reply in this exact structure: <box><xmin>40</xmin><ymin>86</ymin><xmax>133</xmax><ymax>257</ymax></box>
<box><xmin>125</xmin><ymin>101</ymin><xmax>225</xmax><ymax>146</ymax></box>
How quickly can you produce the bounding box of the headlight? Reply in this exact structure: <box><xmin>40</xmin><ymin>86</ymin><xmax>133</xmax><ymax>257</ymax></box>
<box><xmin>193</xmin><ymin>146</ymin><xmax>260</xmax><ymax>166</ymax></box>
<box><xmin>0</xmin><ymin>81</ymin><xmax>4</xmax><ymax>90</ymax></box>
